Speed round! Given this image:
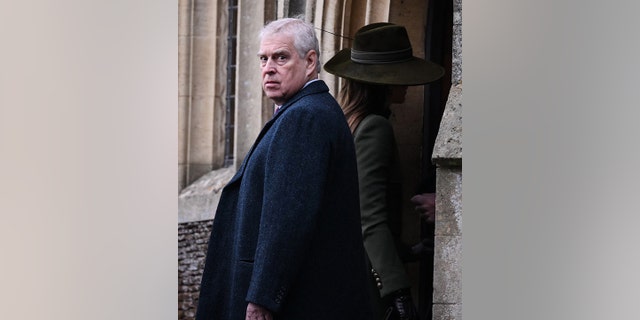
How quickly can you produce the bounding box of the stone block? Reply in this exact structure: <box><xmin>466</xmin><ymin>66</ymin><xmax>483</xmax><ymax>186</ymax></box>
<box><xmin>178</xmin><ymin>166</ymin><xmax>235</xmax><ymax>223</ymax></box>
<box><xmin>435</xmin><ymin>167</ymin><xmax>462</xmax><ymax>236</ymax></box>
<box><xmin>188</xmin><ymin>96</ymin><xmax>215</xmax><ymax>164</ymax></box>
<box><xmin>192</xmin><ymin>0</ymin><xmax>217</xmax><ymax>36</ymax></box>
<box><xmin>452</xmin><ymin>0</ymin><xmax>462</xmax><ymax>85</ymax></box>
<box><xmin>433</xmin><ymin>84</ymin><xmax>462</xmax><ymax>166</ymax></box>
<box><xmin>178</xmin><ymin>0</ymin><xmax>192</xmax><ymax>37</ymax></box>
<box><xmin>432</xmin><ymin>303</ymin><xmax>462</xmax><ymax>320</ymax></box>
<box><xmin>235</xmin><ymin>96</ymin><xmax>261</xmax><ymax>147</ymax></box>
<box><xmin>178</xmin><ymin>96</ymin><xmax>189</xmax><ymax>164</ymax></box>
<box><xmin>433</xmin><ymin>235</ymin><xmax>462</xmax><ymax>304</ymax></box>
<box><xmin>179</xmin><ymin>164</ymin><xmax>187</xmax><ymax>193</ymax></box>
<box><xmin>187</xmin><ymin>163</ymin><xmax>213</xmax><ymax>187</ymax></box>
<box><xmin>178</xmin><ymin>220</ymin><xmax>213</xmax><ymax>319</ymax></box>
<box><xmin>178</xmin><ymin>36</ymin><xmax>190</xmax><ymax>97</ymax></box>
<box><xmin>451</xmin><ymin>24</ymin><xmax>462</xmax><ymax>85</ymax></box>
<box><xmin>234</xmin><ymin>1</ymin><xmax>265</xmax><ymax>166</ymax></box>
<box><xmin>453</xmin><ymin>0</ymin><xmax>462</xmax><ymax>25</ymax></box>
<box><xmin>211</xmin><ymin>96</ymin><xmax>226</xmax><ymax>162</ymax></box>
<box><xmin>191</xmin><ymin>35</ymin><xmax>217</xmax><ymax>97</ymax></box>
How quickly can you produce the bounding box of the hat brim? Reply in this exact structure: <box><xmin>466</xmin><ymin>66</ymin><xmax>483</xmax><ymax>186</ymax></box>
<box><xmin>324</xmin><ymin>49</ymin><xmax>445</xmax><ymax>86</ymax></box>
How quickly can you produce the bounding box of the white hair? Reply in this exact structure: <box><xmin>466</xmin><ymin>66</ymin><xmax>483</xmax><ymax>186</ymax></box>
<box><xmin>259</xmin><ymin>17</ymin><xmax>322</xmax><ymax>73</ymax></box>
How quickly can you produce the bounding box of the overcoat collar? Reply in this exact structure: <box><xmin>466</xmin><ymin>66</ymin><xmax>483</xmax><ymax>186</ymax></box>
<box><xmin>226</xmin><ymin>80</ymin><xmax>330</xmax><ymax>186</ymax></box>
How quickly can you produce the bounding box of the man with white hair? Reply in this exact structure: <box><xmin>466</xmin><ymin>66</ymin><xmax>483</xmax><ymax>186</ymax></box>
<box><xmin>195</xmin><ymin>17</ymin><xmax>373</xmax><ymax>320</ymax></box>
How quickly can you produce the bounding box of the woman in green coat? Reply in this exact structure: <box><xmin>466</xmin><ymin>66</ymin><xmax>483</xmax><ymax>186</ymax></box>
<box><xmin>324</xmin><ymin>23</ymin><xmax>444</xmax><ymax>320</ymax></box>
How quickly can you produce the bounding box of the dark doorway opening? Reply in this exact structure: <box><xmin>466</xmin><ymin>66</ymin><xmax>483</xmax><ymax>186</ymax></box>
<box><xmin>418</xmin><ymin>0</ymin><xmax>453</xmax><ymax>319</ymax></box>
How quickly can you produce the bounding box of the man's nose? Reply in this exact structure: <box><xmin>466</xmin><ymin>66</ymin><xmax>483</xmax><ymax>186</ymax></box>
<box><xmin>263</xmin><ymin>58</ymin><xmax>277</xmax><ymax>73</ymax></box>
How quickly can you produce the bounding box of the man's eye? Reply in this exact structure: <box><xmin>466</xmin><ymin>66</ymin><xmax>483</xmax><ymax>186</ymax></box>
<box><xmin>277</xmin><ymin>55</ymin><xmax>287</xmax><ymax>61</ymax></box>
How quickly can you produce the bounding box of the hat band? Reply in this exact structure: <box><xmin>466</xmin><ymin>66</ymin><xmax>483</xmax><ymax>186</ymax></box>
<box><xmin>350</xmin><ymin>47</ymin><xmax>413</xmax><ymax>64</ymax></box>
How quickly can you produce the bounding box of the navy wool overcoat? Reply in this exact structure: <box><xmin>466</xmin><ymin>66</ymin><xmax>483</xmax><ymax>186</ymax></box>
<box><xmin>195</xmin><ymin>80</ymin><xmax>373</xmax><ymax>320</ymax></box>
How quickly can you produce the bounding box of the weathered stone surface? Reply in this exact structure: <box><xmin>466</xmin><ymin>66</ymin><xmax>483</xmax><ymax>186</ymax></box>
<box><xmin>178</xmin><ymin>166</ymin><xmax>235</xmax><ymax>223</ymax></box>
<box><xmin>192</xmin><ymin>0</ymin><xmax>217</xmax><ymax>36</ymax></box>
<box><xmin>186</xmin><ymin>164</ymin><xmax>215</xmax><ymax>187</ymax></box>
<box><xmin>234</xmin><ymin>1</ymin><xmax>266</xmax><ymax>167</ymax></box>
<box><xmin>178</xmin><ymin>220</ymin><xmax>213</xmax><ymax>320</ymax></box>
<box><xmin>178</xmin><ymin>36</ymin><xmax>190</xmax><ymax>97</ymax></box>
<box><xmin>433</xmin><ymin>303</ymin><xmax>463</xmax><ymax>320</ymax></box>
<box><xmin>435</xmin><ymin>167</ymin><xmax>462</xmax><ymax>236</ymax></box>
<box><xmin>452</xmin><ymin>0</ymin><xmax>462</xmax><ymax>85</ymax></box>
<box><xmin>433</xmin><ymin>84</ymin><xmax>462</xmax><ymax>166</ymax></box>
<box><xmin>187</xmin><ymin>96</ymin><xmax>215</xmax><ymax>164</ymax></box>
<box><xmin>453</xmin><ymin>0</ymin><xmax>462</xmax><ymax>24</ymax></box>
<box><xmin>451</xmin><ymin>23</ymin><xmax>462</xmax><ymax>85</ymax></box>
<box><xmin>191</xmin><ymin>35</ymin><xmax>217</xmax><ymax>97</ymax></box>
<box><xmin>433</xmin><ymin>235</ymin><xmax>462</xmax><ymax>304</ymax></box>
<box><xmin>431</xmin><ymin>2</ymin><xmax>462</xmax><ymax>318</ymax></box>
<box><xmin>178</xmin><ymin>0</ymin><xmax>192</xmax><ymax>37</ymax></box>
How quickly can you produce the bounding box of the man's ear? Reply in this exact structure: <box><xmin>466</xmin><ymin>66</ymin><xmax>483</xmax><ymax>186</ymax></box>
<box><xmin>306</xmin><ymin>50</ymin><xmax>318</xmax><ymax>72</ymax></box>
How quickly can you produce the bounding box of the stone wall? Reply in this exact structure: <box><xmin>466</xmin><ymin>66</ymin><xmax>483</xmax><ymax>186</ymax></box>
<box><xmin>452</xmin><ymin>0</ymin><xmax>462</xmax><ymax>85</ymax></box>
<box><xmin>431</xmin><ymin>3</ymin><xmax>462</xmax><ymax>319</ymax></box>
<box><xmin>178</xmin><ymin>0</ymin><xmax>227</xmax><ymax>192</ymax></box>
<box><xmin>431</xmin><ymin>83</ymin><xmax>462</xmax><ymax>319</ymax></box>
<box><xmin>178</xmin><ymin>220</ymin><xmax>213</xmax><ymax>320</ymax></box>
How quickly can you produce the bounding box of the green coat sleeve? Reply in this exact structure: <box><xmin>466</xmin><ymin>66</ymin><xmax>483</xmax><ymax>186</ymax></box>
<box><xmin>354</xmin><ymin>115</ymin><xmax>410</xmax><ymax>297</ymax></box>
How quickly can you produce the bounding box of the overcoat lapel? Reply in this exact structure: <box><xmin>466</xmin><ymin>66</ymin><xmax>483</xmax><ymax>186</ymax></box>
<box><xmin>225</xmin><ymin>81</ymin><xmax>327</xmax><ymax>187</ymax></box>
<box><xmin>225</xmin><ymin>118</ymin><xmax>275</xmax><ymax>187</ymax></box>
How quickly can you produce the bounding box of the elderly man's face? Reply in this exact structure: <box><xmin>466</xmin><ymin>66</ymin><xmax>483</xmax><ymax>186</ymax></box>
<box><xmin>258</xmin><ymin>34</ymin><xmax>316</xmax><ymax>106</ymax></box>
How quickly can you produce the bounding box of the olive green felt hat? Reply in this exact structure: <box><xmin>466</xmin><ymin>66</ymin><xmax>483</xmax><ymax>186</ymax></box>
<box><xmin>324</xmin><ymin>23</ymin><xmax>444</xmax><ymax>85</ymax></box>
